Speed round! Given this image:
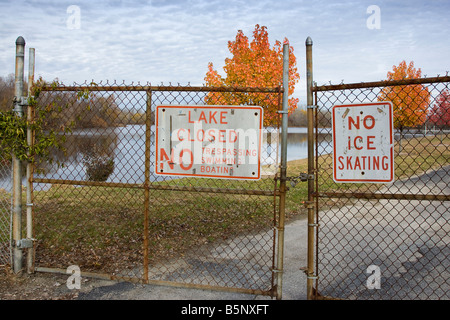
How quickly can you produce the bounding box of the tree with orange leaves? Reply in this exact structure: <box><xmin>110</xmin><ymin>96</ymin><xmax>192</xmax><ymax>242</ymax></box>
<box><xmin>378</xmin><ymin>60</ymin><xmax>430</xmax><ymax>128</ymax></box>
<box><xmin>378</xmin><ymin>61</ymin><xmax>430</xmax><ymax>150</ymax></box>
<box><xmin>204</xmin><ymin>24</ymin><xmax>299</xmax><ymax>126</ymax></box>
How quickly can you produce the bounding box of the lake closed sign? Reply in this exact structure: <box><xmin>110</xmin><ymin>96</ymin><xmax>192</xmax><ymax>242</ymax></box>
<box><xmin>155</xmin><ymin>105</ymin><xmax>263</xmax><ymax>179</ymax></box>
<box><xmin>332</xmin><ymin>102</ymin><xmax>394</xmax><ymax>183</ymax></box>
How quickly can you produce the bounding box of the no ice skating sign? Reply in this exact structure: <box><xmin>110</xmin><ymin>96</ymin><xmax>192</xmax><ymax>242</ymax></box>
<box><xmin>332</xmin><ymin>102</ymin><xmax>394</xmax><ymax>183</ymax></box>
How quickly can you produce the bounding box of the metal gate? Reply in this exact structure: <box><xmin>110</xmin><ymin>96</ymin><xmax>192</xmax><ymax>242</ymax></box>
<box><xmin>30</xmin><ymin>83</ymin><xmax>287</xmax><ymax>298</ymax></box>
<box><xmin>0</xmin><ymin>156</ymin><xmax>11</xmax><ymax>267</ymax></box>
<box><xmin>0</xmin><ymin>62</ymin><xmax>17</xmax><ymax>269</ymax></box>
<box><xmin>310</xmin><ymin>75</ymin><xmax>450</xmax><ymax>299</ymax></box>
<box><xmin>6</xmin><ymin>36</ymin><xmax>294</xmax><ymax>300</ymax></box>
<box><xmin>0</xmin><ymin>87</ymin><xmax>12</xmax><ymax>267</ymax></box>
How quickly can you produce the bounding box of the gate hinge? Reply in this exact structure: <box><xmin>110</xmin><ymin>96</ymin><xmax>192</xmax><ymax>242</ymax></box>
<box><xmin>287</xmin><ymin>173</ymin><xmax>315</xmax><ymax>187</ymax></box>
<box><xmin>13</xmin><ymin>96</ymin><xmax>29</xmax><ymax>106</ymax></box>
<box><xmin>304</xmin><ymin>201</ymin><xmax>316</xmax><ymax>210</ymax></box>
<box><xmin>16</xmin><ymin>238</ymin><xmax>35</xmax><ymax>249</ymax></box>
<box><xmin>302</xmin><ymin>268</ymin><xmax>319</xmax><ymax>280</ymax></box>
<box><xmin>13</xmin><ymin>96</ymin><xmax>29</xmax><ymax>113</ymax></box>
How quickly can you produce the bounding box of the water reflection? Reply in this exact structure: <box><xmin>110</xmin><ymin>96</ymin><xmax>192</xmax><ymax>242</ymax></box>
<box><xmin>0</xmin><ymin>125</ymin><xmax>333</xmax><ymax>189</ymax></box>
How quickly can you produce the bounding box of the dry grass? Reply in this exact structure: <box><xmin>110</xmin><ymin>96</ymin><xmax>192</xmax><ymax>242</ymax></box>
<box><xmin>3</xmin><ymin>134</ymin><xmax>447</xmax><ymax>277</ymax></box>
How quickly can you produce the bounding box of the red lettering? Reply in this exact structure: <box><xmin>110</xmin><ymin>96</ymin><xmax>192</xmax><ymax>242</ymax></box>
<box><xmin>198</xmin><ymin>111</ymin><xmax>207</xmax><ymax>123</ymax></box>
<box><xmin>220</xmin><ymin>111</ymin><xmax>228</xmax><ymax>124</ymax></box>
<box><xmin>188</xmin><ymin>110</ymin><xmax>224</xmax><ymax>124</ymax></box>
<box><xmin>354</xmin><ymin>157</ymin><xmax>361</xmax><ymax>170</ymax></box>
<box><xmin>336</xmin><ymin>155</ymin><xmax>392</xmax><ymax>175</ymax></box>
<box><xmin>229</xmin><ymin>130</ymin><xmax>237</xmax><ymax>143</ymax></box>
<box><xmin>209</xmin><ymin>111</ymin><xmax>217</xmax><ymax>124</ymax></box>
<box><xmin>382</xmin><ymin>156</ymin><xmax>389</xmax><ymax>170</ymax></box>
<box><xmin>346</xmin><ymin>156</ymin><xmax>353</xmax><ymax>170</ymax></box>
<box><xmin>367</xmin><ymin>136</ymin><xmax>375</xmax><ymax>150</ymax></box>
<box><xmin>363</xmin><ymin>115</ymin><xmax>375</xmax><ymax>129</ymax></box>
<box><xmin>354</xmin><ymin>136</ymin><xmax>363</xmax><ymax>150</ymax></box>
<box><xmin>207</xmin><ymin>129</ymin><xmax>215</xmax><ymax>142</ymax></box>
<box><xmin>361</xmin><ymin>156</ymin><xmax>367</xmax><ymax>170</ymax></box>
<box><xmin>348</xmin><ymin>135</ymin><xmax>377</xmax><ymax>150</ymax></box>
<box><xmin>348</xmin><ymin>116</ymin><xmax>359</xmax><ymax>130</ymax></box>
<box><xmin>197</xmin><ymin>129</ymin><xmax>205</xmax><ymax>141</ymax></box>
<box><xmin>179</xmin><ymin>149</ymin><xmax>193</xmax><ymax>170</ymax></box>
<box><xmin>349</xmin><ymin>115</ymin><xmax>375</xmax><ymax>130</ymax></box>
<box><xmin>188</xmin><ymin>129</ymin><xmax>194</xmax><ymax>141</ymax></box>
<box><xmin>177</xmin><ymin>128</ymin><xmax>184</xmax><ymax>141</ymax></box>
<box><xmin>373</xmin><ymin>157</ymin><xmax>380</xmax><ymax>170</ymax></box>
<box><xmin>159</xmin><ymin>148</ymin><xmax>175</xmax><ymax>170</ymax></box>
<box><xmin>338</xmin><ymin>156</ymin><xmax>344</xmax><ymax>170</ymax></box>
<box><xmin>219</xmin><ymin>130</ymin><xmax>226</xmax><ymax>142</ymax></box>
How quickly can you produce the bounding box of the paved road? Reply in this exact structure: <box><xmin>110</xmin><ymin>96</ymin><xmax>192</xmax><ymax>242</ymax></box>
<box><xmin>78</xmin><ymin>167</ymin><xmax>449</xmax><ymax>300</ymax></box>
<box><xmin>78</xmin><ymin>215</ymin><xmax>309</xmax><ymax>300</ymax></box>
<box><xmin>316</xmin><ymin>166</ymin><xmax>450</xmax><ymax>299</ymax></box>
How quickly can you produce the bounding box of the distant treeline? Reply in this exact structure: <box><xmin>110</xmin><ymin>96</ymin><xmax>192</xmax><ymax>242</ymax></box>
<box><xmin>0</xmin><ymin>74</ymin><xmax>21</xmax><ymax>111</ymax></box>
<box><xmin>0</xmin><ymin>74</ymin><xmax>153</xmax><ymax>130</ymax></box>
<box><xmin>288</xmin><ymin>107</ymin><xmax>331</xmax><ymax>128</ymax></box>
<box><xmin>2</xmin><ymin>75</ymin><xmax>332</xmax><ymax>129</ymax></box>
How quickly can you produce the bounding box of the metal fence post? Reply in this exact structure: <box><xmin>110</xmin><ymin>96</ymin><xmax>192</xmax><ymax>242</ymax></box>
<box><xmin>143</xmin><ymin>90</ymin><xmax>152</xmax><ymax>283</ymax></box>
<box><xmin>26</xmin><ymin>47</ymin><xmax>35</xmax><ymax>274</ymax></box>
<box><xmin>276</xmin><ymin>42</ymin><xmax>289</xmax><ymax>300</ymax></box>
<box><xmin>12</xmin><ymin>36</ymin><xmax>25</xmax><ymax>274</ymax></box>
<box><xmin>305</xmin><ymin>36</ymin><xmax>316</xmax><ymax>300</ymax></box>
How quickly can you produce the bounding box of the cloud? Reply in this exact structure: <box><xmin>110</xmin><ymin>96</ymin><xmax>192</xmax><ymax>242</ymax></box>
<box><xmin>0</xmin><ymin>0</ymin><xmax>449</xmax><ymax>103</ymax></box>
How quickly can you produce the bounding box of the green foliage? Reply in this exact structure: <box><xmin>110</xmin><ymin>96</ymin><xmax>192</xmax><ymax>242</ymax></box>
<box><xmin>0</xmin><ymin>110</ymin><xmax>28</xmax><ymax>161</ymax></box>
<box><xmin>0</xmin><ymin>77</ymin><xmax>78</xmax><ymax>167</ymax></box>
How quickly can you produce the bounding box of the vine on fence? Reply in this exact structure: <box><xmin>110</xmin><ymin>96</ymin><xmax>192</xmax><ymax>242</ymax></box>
<box><xmin>0</xmin><ymin>77</ymin><xmax>89</xmax><ymax>170</ymax></box>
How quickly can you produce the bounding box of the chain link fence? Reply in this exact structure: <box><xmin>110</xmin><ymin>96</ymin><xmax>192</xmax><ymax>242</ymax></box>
<box><xmin>0</xmin><ymin>153</ymin><xmax>12</xmax><ymax>268</ymax></box>
<box><xmin>0</xmin><ymin>76</ymin><xmax>14</xmax><ymax>267</ymax></box>
<box><xmin>31</xmin><ymin>82</ymin><xmax>285</xmax><ymax>296</ymax></box>
<box><xmin>312</xmin><ymin>76</ymin><xmax>450</xmax><ymax>299</ymax></box>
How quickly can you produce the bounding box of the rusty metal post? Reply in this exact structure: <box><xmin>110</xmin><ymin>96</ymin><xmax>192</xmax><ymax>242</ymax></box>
<box><xmin>143</xmin><ymin>90</ymin><xmax>152</xmax><ymax>283</ymax></box>
<box><xmin>276</xmin><ymin>42</ymin><xmax>289</xmax><ymax>300</ymax></box>
<box><xmin>305</xmin><ymin>36</ymin><xmax>316</xmax><ymax>299</ymax></box>
<box><xmin>26</xmin><ymin>47</ymin><xmax>35</xmax><ymax>274</ymax></box>
<box><xmin>12</xmin><ymin>36</ymin><xmax>25</xmax><ymax>274</ymax></box>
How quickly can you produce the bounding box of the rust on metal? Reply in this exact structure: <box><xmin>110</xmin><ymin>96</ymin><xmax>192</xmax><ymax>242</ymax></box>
<box><xmin>33</xmin><ymin>178</ymin><xmax>279</xmax><ymax>196</ymax></box>
<box><xmin>316</xmin><ymin>192</ymin><xmax>450</xmax><ymax>202</ymax></box>
<box><xmin>312</xmin><ymin>73</ymin><xmax>450</xmax><ymax>300</ymax></box>
<box><xmin>312</xmin><ymin>76</ymin><xmax>450</xmax><ymax>92</ymax></box>
<box><xmin>39</xmin><ymin>84</ymin><xmax>284</xmax><ymax>93</ymax></box>
<box><xmin>30</xmin><ymin>81</ymin><xmax>284</xmax><ymax>299</ymax></box>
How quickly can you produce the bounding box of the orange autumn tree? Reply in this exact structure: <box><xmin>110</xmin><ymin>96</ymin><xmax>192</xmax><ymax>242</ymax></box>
<box><xmin>204</xmin><ymin>24</ymin><xmax>299</xmax><ymax>126</ymax></box>
<box><xmin>378</xmin><ymin>60</ymin><xmax>430</xmax><ymax>130</ymax></box>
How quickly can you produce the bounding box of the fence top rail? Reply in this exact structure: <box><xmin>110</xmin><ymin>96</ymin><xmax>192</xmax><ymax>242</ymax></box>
<box><xmin>39</xmin><ymin>83</ymin><xmax>283</xmax><ymax>94</ymax></box>
<box><xmin>312</xmin><ymin>75</ymin><xmax>450</xmax><ymax>92</ymax></box>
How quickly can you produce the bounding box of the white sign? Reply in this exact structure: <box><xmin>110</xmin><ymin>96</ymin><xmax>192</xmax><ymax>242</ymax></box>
<box><xmin>332</xmin><ymin>102</ymin><xmax>394</xmax><ymax>183</ymax></box>
<box><xmin>155</xmin><ymin>105</ymin><xmax>263</xmax><ymax>180</ymax></box>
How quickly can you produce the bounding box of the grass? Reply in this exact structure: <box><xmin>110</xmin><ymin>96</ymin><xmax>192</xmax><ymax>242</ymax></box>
<box><xmin>2</xmin><ymin>134</ymin><xmax>448</xmax><ymax>275</ymax></box>
<box><xmin>31</xmin><ymin>181</ymin><xmax>288</xmax><ymax>273</ymax></box>
<box><xmin>313</xmin><ymin>134</ymin><xmax>450</xmax><ymax>212</ymax></box>
<box><xmin>316</xmin><ymin>135</ymin><xmax>450</xmax><ymax>192</ymax></box>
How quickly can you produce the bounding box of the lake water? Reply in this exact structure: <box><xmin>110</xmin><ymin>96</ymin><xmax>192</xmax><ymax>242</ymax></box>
<box><xmin>0</xmin><ymin>125</ymin><xmax>332</xmax><ymax>190</ymax></box>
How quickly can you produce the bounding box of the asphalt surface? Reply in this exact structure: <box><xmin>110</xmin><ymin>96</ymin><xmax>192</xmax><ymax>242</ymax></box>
<box><xmin>78</xmin><ymin>215</ymin><xmax>309</xmax><ymax>300</ymax></box>
<box><xmin>78</xmin><ymin>166</ymin><xmax>449</xmax><ymax>300</ymax></box>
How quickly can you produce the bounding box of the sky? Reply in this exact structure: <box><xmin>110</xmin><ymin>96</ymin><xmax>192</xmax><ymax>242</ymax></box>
<box><xmin>0</xmin><ymin>0</ymin><xmax>449</xmax><ymax>104</ymax></box>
